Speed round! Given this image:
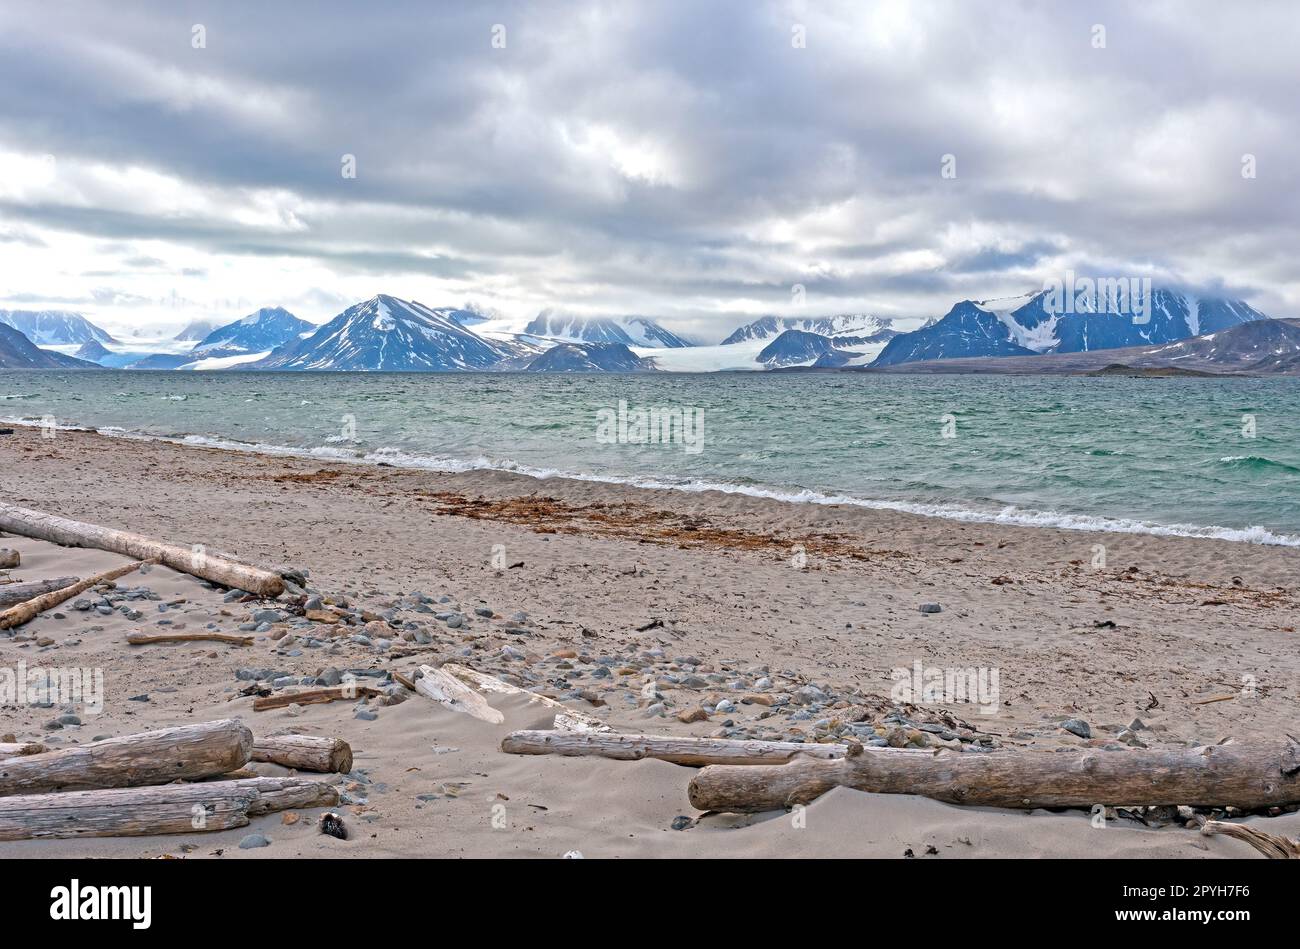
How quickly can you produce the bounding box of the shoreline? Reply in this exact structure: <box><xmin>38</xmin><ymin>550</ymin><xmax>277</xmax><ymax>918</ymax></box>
<box><xmin>2</xmin><ymin>424</ymin><xmax>1298</xmax><ymax>858</ymax></box>
<box><xmin>3</xmin><ymin>414</ymin><xmax>1297</xmax><ymax>549</ymax></box>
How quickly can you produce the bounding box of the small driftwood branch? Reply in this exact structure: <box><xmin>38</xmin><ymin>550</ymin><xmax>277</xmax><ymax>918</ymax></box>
<box><xmin>502</xmin><ymin>730</ymin><xmax>851</xmax><ymax>766</ymax></box>
<box><xmin>0</xmin><ymin>578</ymin><xmax>79</xmax><ymax>608</ymax></box>
<box><xmin>252</xmin><ymin>735</ymin><xmax>354</xmax><ymax>773</ymax></box>
<box><xmin>0</xmin><ymin>560</ymin><xmax>151</xmax><ymax>630</ymax></box>
<box><xmin>1202</xmin><ymin>820</ymin><xmax>1300</xmax><ymax>858</ymax></box>
<box><xmin>0</xmin><ymin>776</ymin><xmax>337</xmax><ymax>841</ymax></box>
<box><xmin>127</xmin><ymin>631</ymin><xmax>254</xmax><ymax>646</ymax></box>
<box><xmin>0</xmin><ymin>720</ymin><xmax>253</xmax><ymax>796</ymax></box>
<box><xmin>443</xmin><ymin>663</ymin><xmax>609</xmax><ymax>732</ymax></box>
<box><xmin>253</xmin><ymin>685</ymin><xmax>381</xmax><ymax>712</ymax></box>
<box><xmin>0</xmin><ymin>502</ymin><xmax>284</xmax><ymax>596</ymax></box>
<box><xmin>0</xmin><ymin>741</ymin><xmax>47</xmax><ymax>760</ymax></box>
<box><xmin>688</xmin><ymin>740</ymin><xmax>1300</xmax><ymax>813</ymax></box>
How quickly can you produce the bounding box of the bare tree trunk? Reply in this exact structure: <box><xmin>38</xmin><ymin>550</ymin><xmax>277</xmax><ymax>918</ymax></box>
<box><xmin>0</xmin><ymin>502</ymin><xmax>284</xmax><ymax>596</ymax></box>
<box><xmin>413</xmin><ymin>665</ymin><xmax>504</xmax><ymax>724</ymax></box>
<box><xmin>442</xmin><ymin>664</ymin><xmax>609</xmax><ymax>732</ymax></box>
<box><xmin>502</xmin><ymin>729</ymin><xmax>851</xmax><ymax>766</ymax></box>
<box><xmin>0</xmin><ymin>776</ymin><xmax>337</xmax><ymax>840</ymax></box>
<box><xmin>688</xmin><ymin>740</ymin><xmax>1300</xmax><ymax>812</ymax></box>
<box><xmin>252</xmin><ymin>735</ymin><xmax>353</xmax><ymax>773</ymax></box>
<box><xmin>0</xmin><ymin>720</ymin><xmax>252</xmax><ymax>796</ymax></box>
<box><xmin>1201</xmin><ymin>820</ymin><xmax>1300</xmax><ymax>858</ymax></box>
<box><xmin>253</xmin><ymin>686</ymin><xmax>381</xmax><ymax>712</ymax></box>
<box><xmin>0</xmin><ymin>560</ymin><xmax>149</xmax><ymax>630</ymax></box>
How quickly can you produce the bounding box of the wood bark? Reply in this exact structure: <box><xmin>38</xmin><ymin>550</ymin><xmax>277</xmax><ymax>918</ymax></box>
<box><xmin>0</xmin><ymin>720</ymin><xmax>252</xmax><ymax>796</ymax></box>
<box><xmin>688</xmin><ymin>740</ymin><xmax>1300</xmax><ymax>813</ymax></box>
<box><xmin>253</xmin><ymin>685</ymin><xmax>381</xmax><ymax>712</ymax></box>
<box><xmin>127</xmin><ymin>631</ymin><xmax>253</xmax><ymax>646</ymax></box>
<box><xmin>0</xmin><ymin>560</ymin><xmax>149</xmax><ymax>630</ymax></box>
<box><xmin>414</xmin><ymin>665</ymin><xmax>504</xmax><ymax>724</ymax></box>
<box><xmin>443</xmin><ymin>663</ymin><xmax>609</xmax><ymax>732</ymax></box>
<box><xmin>0</xmin><ymin>776</ymin><xmax>337</xmax><ymax>841</ymax></box>
<box><xmin>0</xmin><ymin>502</ymin><xmax>284</xmax><ymax>596</ymax></box>
<box><xmin>0</xmin><ymin>578</ymin><xmax>79</xmax><ymax>608</ymax></box>
<box><xmin>0</xmin><ymin>741</ymin><xmax>47</xmax><ymax>759</ymax></box>
<box><xmin>502</xmin><ymin>729</ymin><xmax>850</xmax><ymax>766</ymax></box>
<box><xmin>252</xmin><ymin>735</ymin><xmax>354</xmax><ymax>773</ymax></box>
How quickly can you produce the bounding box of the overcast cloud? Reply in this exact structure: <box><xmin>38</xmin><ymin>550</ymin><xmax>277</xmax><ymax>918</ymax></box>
<box><xmin>0</xmin><ymin>0</ymin><xmax>1297</xmax><ymax>340</ymax></box>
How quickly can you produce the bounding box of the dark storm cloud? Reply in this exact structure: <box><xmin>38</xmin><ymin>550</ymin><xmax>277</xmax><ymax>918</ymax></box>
<box><xmin>0</xmin><ymin>0</ymin><xmax>1297</xmax><ymax>327</ymax></box>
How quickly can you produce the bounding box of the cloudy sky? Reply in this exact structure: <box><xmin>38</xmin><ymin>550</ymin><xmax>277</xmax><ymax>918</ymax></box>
<box><xmin>0</xmin><ymin>0</ymin><xmax>1297</xmax><ymax>341</ymax></box>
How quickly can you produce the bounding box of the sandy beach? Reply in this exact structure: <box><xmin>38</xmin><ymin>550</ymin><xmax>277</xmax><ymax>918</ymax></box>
<box><xmin>2</xmin><ymin>424</ymin><xmax>1298</xmax><ymax>858</ymax></box>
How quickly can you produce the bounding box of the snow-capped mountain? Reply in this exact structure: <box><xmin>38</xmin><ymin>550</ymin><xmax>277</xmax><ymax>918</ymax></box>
<box><xmin>0</xmin><ymin>323</ymin><xmax>95</xmax><ymax>369</ymax></box>
<box><xmin>253</xmin><ymin>295</ymin><xmax>511</xmax><ymax>371</ymax></box>
<box><xmin>192</xmin><ymin>307</ymin><xmax>315</xmax><ymax>357</ymax></box>
<box><xmin>872</xmin><ymin>290</ymin><xmax>1269</xmax><ymax>367</ymax></box>
<box><xmin>1135</xmin><ymin>318</ymin><xmax>1300</xmax><ymax>374</ymax></box>
<box><xmin>720</xmin><ymin>314</ymin><xmax>895</xmax><ymax>345</ymax></box>
<box><xmin>524</xmin><ymin>341</ymin><xmax>653</xmax><ymax>372</ymax></box>
<box><xmin>172</xmin><ymin>318</ymin><xmax>224</xmax><ymax>342</ymax></box>
<box><xmin>757</xmin><ymin>330</ymin><xmax>838</xmax><ymax>367</ymax></box>
<box><xmin>523</xmin><ymin>311</ymin><xmax>693</xmax><ymax>348</ymax></box>
<box><xmin>0</xmin><ymin>309</ymin><xmax>116</xmax><ymax>346</ymax></box>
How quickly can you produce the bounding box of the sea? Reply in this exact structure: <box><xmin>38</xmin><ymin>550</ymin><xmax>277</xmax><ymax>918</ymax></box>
<box><xmin>3</xmin><ymin>370</ymin><xmax>1299</xmax><ymax>546</ymax></box>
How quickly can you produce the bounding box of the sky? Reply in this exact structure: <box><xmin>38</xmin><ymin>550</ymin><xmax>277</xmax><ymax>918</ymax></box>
<box><xmin>0</xmin><ymin>0</ymin><xmax>1297</xmax><ymax>342</ymax></box>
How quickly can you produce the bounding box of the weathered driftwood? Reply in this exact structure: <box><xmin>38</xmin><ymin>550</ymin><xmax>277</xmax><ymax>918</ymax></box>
<box><xmin>0</xmin><ymin>578</ymin><xmax>79</xmax><ymax>608</ymax></box>
<box><xmin>688</xmin><ymin>740</ymin><xmax>1300</xmax><ymax>813</ymax></box>
<box><xmin>252</xmin><ymin>735</ymin><xmax>353</xmax><ymax>773</ymax></box>
<box><xmin>0</xmin><ymin>720</ymin><xmax>252</xmax><ymax>796</ymax></box>
<box><xmin>253</xmin><ymin>685</ymin><xmax>381</xmax><ymax>712</ymax></box>
<box><xmin>415</xmin><ymin>665</ymin><xmax>504</xmax><ymax>724</ymax></box>
<box><xmin>127</xmin><ymin>631</ymin><xmax>253</xmax><ymax>646</ymax></box>
<box><xmin>443</xmin><ymin>663</ymin><xmax>610</xmax><ymax>732</ymax></box>
<box><xmin>0</xmin><ymin>776</ymin><xmax>337</xmax><ymax>841</ymax></box>
<box><xmin>0</xmin><ymin>741</ymin><xmax>47</xmax><ymax>759</ymax></box>
<box><xmin>0</xmin><ymin>560</ymin><xmax>150</xmax><ymax>630</ymax></box>
<box><xmin>1202</xmin><ymin>820</ymin><xmax>1300</xmax><ymax>858</ymax></box>
<box><xmin>502</xmin><ymin>730</ymin><xmax>850</xmax><ymax>766</ymax></box>
<box><xmin>0</xmin><ymin>502</ymin><xmax>284</xmax><ymax>596</ymax></box>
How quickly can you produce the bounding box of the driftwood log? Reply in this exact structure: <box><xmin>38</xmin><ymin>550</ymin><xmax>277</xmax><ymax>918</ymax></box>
<box><xmin>502</xmin><ymin>730</ymin><xmax>850</xmax><ymax>766</ymax></box>
<box><xmin>414</xmin><ymin>665</ymin><xmax>505</xmax><ymax>724</ymax></box>
<box><xmin>0</xmin><ymin>560</ymin><xmax>150</xmax><ymax>630</ymax></box>
<box><xmin>0</xmin><ymin>741</ymin><xmax>47</xmax><ymax>759</ymax></box>
<box><xmin>0</xmin><ymin>502</ymin><xmax>284</xmax><ymax>596</ymax></box>
<box><xmin>1201</xmin><ymin>820</ymin><xmax>1300</xmax><ymax>858</ymax></box>
<box><xmin>252</xmin><ymin>735</ymin><xmax>354</xmax><ymax>773</ymax></box>
<box><xmin>0</xmin><ymin>578</ymin><xmax>79</xmax><ymax>608</ymax></box>
<box><xmin>253</xmin><ymin>685</ymin><xmax>381</xmax><ymax>712</ymax></box>
<box><xmin>0</xmin><ymin>720</ymin><xmax>252</xmax><ymax>796</ymax></box>
<box><xmin>127</xmin><ymin>631</ymin><xmax>253</xmax><ymax>646</ymax></box>
<box><xmin>443</xmin><ymin>664</ymin><xmax>609</xmax><ymax>732</ymax></box>
<box><xmin>0</xmin><ymin>776</ymin><xmax>337</xmax><ymax>841</ymax></box>
<box><xmin>688</xmin><ymin>740</ymin><xmax>1300</xmax><ymax>813</ymax></box>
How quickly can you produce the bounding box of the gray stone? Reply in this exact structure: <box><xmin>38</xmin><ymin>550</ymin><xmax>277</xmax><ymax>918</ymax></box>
<box><xmin>238</xmin><ymin>833</ymin><xmax>271</xmax><ymax>849</ymax></box>
<box><xmin>918</xmin><ymin>603</ymin><xmax>942</xmax><ymax>614</ymax></box>
<box><xmin>1060</xmin><ymin>718</ymin><xmax>1092</xmax><ymax>739</ymax></box>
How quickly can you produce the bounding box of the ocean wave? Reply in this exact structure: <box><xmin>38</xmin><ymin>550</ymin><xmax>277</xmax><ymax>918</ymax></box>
<box><xmin>4</xmin><ymin>417</ymin><xmax>1292</xmax><ymax>548</ymax></box>
<box><xmin>1218</xmin><ymin>455</ymin><xmax>1300</xmax><ymax>474</ymax></box>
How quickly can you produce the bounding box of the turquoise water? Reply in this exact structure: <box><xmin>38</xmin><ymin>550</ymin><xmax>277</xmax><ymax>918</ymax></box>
<box><xmin>3</xmin><ymin>370</ymin><xmax>1299</xmax><ymax>544</ymax></box>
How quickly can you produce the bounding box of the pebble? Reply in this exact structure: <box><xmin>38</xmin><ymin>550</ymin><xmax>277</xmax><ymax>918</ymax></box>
<box><xmin>1060</xmin><ymin>718</ymin><xmax>1092</xmax><ymax>739</ymax></box>
<box><xmin>355</xmin><ymin>709</ymin><xmax>378</xmax><ymax>721</ymax></box>
<box><xmin>0</xmin><ymin>549</ymin><xmax>19</xmax><ymax>569</ymax></box>
<box><xmin>238</xmin><ymin>833</ymin><xmax>270</xmax><ymax>849</ymax></box>
<box><xmin>918</xmin><ymin>603</ymin><xmax>942</xmax><ymax>614</ymax></box>
<box><xmin>474</xmin><ymin>606</ymin><xmax>494</xmax><ymax>618</ymax></box>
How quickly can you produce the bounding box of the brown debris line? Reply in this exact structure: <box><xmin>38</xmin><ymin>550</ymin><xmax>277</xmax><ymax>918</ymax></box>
<box><xmin>1089</xmin><ymin>567</ymin><xmax>1297</xmax><ymax>611</ymax></box>
<box><xmin>412</xmin><ymin>490</ymin><xmax>909</xmax><ymax>563</ymax></box>
<box><xmin>260</xmin><ymin>468</ymin><xmax>347</xmax><ymax>484</ymax></box>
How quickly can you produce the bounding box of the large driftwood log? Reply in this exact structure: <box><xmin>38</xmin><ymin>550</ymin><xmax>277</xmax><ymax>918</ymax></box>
<box><xmin>127</xmin><ymin>631</ymin><xmax>253</xmax><ymax>646</ymax></box>
<box><xmin>443</xmin><ymin>664</ymin><xmax>610</xmax><ymax>732</ymax></box>
<box><xmin>0</xmin><ymin>560</ymin><xmax>149</xmax><ymax>630</ymax></box>
<box><xmin>0</xmin><ymin>578</ymin><xmax>79</xmax><ymax>608</ymax></box>
<box><xmin>0</xmin><ymin>502</ymin><xmax>284</xmax><ymax>596</ymax></box>
<box><xmin>252</xmin><ymin>735</ymin><xmax>354</xmax><ymax>773</ymax></box>
<box><xmin>502</xmin><ymin>730</ymin><xmax>850</xmax><ymax>766</ymax></box>
<box><xmin>0</xmin><ymin>776</ymin><xmax>337</xmax><ymax>841</ymax></box>
<box><xmin>415</xmin><ymin>665</ymin><xmax>504</xmax><ymax>724</ymax></box>
<box><xmin>688</xmin><ymin>740</ymin><xmax>1300</xmax><ymax>813</ymax></box>
<box><xmin>253</xmin><ymin>685</ymin><xmax>381</xmax><ymax>712</ymax></box>
<box><xmin>0</xmin><ymin>720</ymin><xmax>252</xmax><ymax>796</ymax></box>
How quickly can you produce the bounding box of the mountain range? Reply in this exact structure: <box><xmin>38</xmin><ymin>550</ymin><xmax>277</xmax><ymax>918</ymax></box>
<box><xmin>0</xmin><ymin>322</ymin><xmax>94</xmax><ymax>369</ymax></box>
<box><xmin>0</xmin><ymin>287</ymin><xmax>1289</xmax><ymax>374</ymax></box>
